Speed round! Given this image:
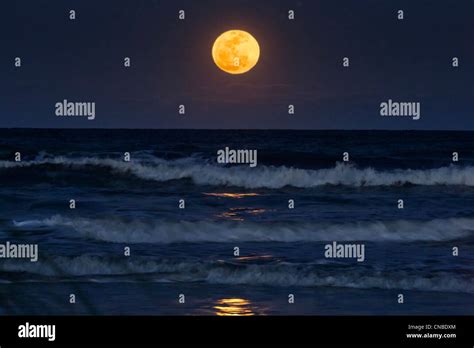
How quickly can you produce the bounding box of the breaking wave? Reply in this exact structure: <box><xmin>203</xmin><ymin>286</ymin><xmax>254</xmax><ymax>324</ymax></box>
<box><xmin>13</xmin><ymin>215</ymin><xmax>474</xmax><ymax>243</ymax></box>
<box><xmin>1</xmin><ymin>255</ymin><xmax>472</xmax><ymax>293</ymax></box>
<box><xmin>1</xmin><ymin>156</ymin><xmax>474</xmax><ymax>188</ymax></box>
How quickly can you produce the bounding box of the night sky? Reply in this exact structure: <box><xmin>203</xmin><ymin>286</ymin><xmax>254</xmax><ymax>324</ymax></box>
<box><xmin>1</xmin><ymin>0</ymin><xmax>473</xmax><ymax>129</ymax></box>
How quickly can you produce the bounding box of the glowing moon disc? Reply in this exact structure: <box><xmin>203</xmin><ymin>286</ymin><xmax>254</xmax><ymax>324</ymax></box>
<box><xmin>212</xmin><ymin>30</ymin><xmax>260</xmax><ymax>74</ymax></box>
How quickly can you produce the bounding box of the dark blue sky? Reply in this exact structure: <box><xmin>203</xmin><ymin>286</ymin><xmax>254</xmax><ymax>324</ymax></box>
<box><xmin>1</xmin><ymin>0</ymin><xmax>473</xmax><ymax>129</ymax></box>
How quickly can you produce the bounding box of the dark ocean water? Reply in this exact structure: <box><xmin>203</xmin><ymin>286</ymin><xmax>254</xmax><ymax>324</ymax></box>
<box><xmin>0</xmin><ymin>129</ymin><xmax>473</xmax><ymax>315</ymax></box>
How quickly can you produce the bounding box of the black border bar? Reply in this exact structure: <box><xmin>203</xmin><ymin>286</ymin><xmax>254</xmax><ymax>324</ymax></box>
<box><xmin>0</xmin><ymin>316</ymin><xmax>472</xmax><ymax>346</ymax></box>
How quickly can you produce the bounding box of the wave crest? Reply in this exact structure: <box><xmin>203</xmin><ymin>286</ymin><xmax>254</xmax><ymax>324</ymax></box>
<box><xmin>1</xmin><ymin>157</ymin><xmax>474</xmax><ymax>188</ymax></box>
<box><xmin>13</xmin><ymin>215</ymin><xmax>473</xmax><ymax>243</ymax></box>
<box><xmin>1</xmin><ymin>255</ymin><xmax>472</xmax><ymax>293</ymax></box>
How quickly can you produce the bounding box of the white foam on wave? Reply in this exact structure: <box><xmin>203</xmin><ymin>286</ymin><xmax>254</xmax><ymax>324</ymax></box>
<box><xmin>1</xmin><ymin>255</ymin><xmax>472</xmax><ymax>293</ymax></box>
<box><xmin>0</xmin><ymin>255</ymin><xmax>183</xmax><ymax>276</ymax></box>
<box><xmin>1</xmin><ymin>156</ymin><xmax>474</xmax><ymax>188</ymax></box>
<box><xmin>13</xmin><ymin>215</ymin><xmax>473</xmax><ymax>243</ymax></box>
<box><xmin>206</xmin><ymin>264</ymin><xmax>474</xmax><ymax>293</ymax></box>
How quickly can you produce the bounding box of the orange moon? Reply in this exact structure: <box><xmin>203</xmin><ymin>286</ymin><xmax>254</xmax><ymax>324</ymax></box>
<box><xmin>212</xmin><ymin>30</ymin><xmax>260</xmax><ymax>74</ymax></box>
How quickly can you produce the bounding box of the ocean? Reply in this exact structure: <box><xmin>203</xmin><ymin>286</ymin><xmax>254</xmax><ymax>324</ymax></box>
<box><xmin>0</xmin><ymin>129</ymin><xmax>473</xmax><ymax>315</ymax></box>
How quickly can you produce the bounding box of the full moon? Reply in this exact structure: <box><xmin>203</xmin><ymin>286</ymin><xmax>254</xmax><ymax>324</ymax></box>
<box><xmin>212</xmin><ymin>30</ymin><xmax>260</xmax><ymax>74</ymax></box>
